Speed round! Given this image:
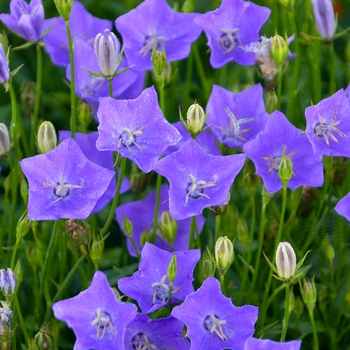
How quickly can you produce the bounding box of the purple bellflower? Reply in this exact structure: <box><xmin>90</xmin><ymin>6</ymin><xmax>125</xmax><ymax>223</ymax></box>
<box><xmin>20</xmin><ymin>137</ymin><xmax>115</xmax><ymax>220</ymax></box>
<box><xmin>115</xmin><ymin>184</ymin><xmax>205</xmax><ymax>257</ymax></box>
<box><xmin>0</xmin><ymin>44</ymin><xmax>10</xmax><ymax>84</ymax></box>
<box><xmin>305</xmin><ymin>89</ymin><xmax>350</xmax><ymax>157</ymax></box>
<box><xmin>243</xmin><ymin>110</ymin><xmax>324</xmax><ymax>194</ymax></box>
<box><xmin>115</xmin><ymin>0</ymin><xmax>202</xmax><ymax>71</ymax></box>
<box><xmin>194</xmin><ymin>0</ymin><xmax>271</xmax><ymax>68</ymax></box>
<box><xmin>244</xmin><ymin>338</ymin><xmax>302</xmax><ymax>350</ymax></box>
<box><xmin>0</xmin><ymin>0</ymin><xmax>44</xmax><ymax>42</ymax></box>
<box><xmin>334</xmin><ymin>192</ymin><xmax>350</xmax><ymax>222</ymax></box>
<box><xmin>43</xmin><ymin>1</ymin><xmax>112</xmax><ymax>66</ymax></box>
<box><xmin>124</xmin><ymin>314</ymin><xmax>190</xmax><ymax>350</ymax></box>
<box><xmin>118</xmin><ymin>242</ymin><xmax>200</xmax><ymax>314</ymax></box>
<box><xmin>59</xmin><ymin>131</ymin><xmax>129</xmax><ymax>214</ymax></box>
<box><xmin>311</xmin><ymin>0</ymin><xmax>336</xmax><ymax>39</ymax></box>
<box><xmin>53</xmin><ymin>270</ymin><xmax>137</xmax><ymax>350</ymax></box>
<box><xmin>171</xmin><ymin>276</ymin><xmax>258</xmax><ymax>350</ymax></box>
<box><xmin>154</xmin><ymin>138</ymin><xmax>246</xmax><ymax>220</ymax></box>
<box><xmin>206</xmin><ymin>84</ymin><xmax>269</xmax><ymax>149</ymax></box>
<box><xmin>96</xmin><ymin>86</ymin><xmax>182</xmax><ymax>173</ymax></box>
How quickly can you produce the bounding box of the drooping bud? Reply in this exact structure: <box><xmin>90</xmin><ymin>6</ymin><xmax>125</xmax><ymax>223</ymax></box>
<box><xmin>311</xmin><ymin>0</ymin><xmax>336</xmax><ymax>39</ymax></box>
<box><xmin>215</xmin><ymin>236</ymin><xmax>234</xmax><ymax>276</ymax></box>
<box><xmin>186</xmin><ymin>103</ymin><xmax>206</xmax><ymax>136</ymax></box>
<box><xmin>0</xmin><ymin>43</ymin><xmax>10</xmax><ymax>84</ymax></box>
<box><xmin>167</xmin><ymin>254</ymin><xmax>177</xmax><ymax>284</ymax></box>
<box><xmin>0</xmin><ymin>123</ymin><xmax>10</xmax><ymax>156</ymax></box>
<box><xmin>271</xmin><ymin>34</ymin><xmax>289</xmax><ymax>65</ymax></box>
<box><xmin>300</xmin><ymin>278</ymin><xmax>317</xmax><ymax>310</ymax></box>
<box><xmin>276</xmin><ymin>242</ymin><xmax>296</xmax><ymax>280</ymax></box>
<box><xmin>152</xmin><ymin>45</ymin><xmax>167</xmax><ymax>78</ymax></box>
<box><xmin>278</xmin><ymin>145</ymin><xmax>293</xmax><ymax>188</ymax></box>
<box><xmin>66</xmin><ymin>219</ymin><xmax>91</xmax><ymax>255</ymax></box>
<box><xmin>37</xmin><ymin>121</ymin><xmax>57</xmax><ymax>154</ymax></box>
<box><xmin>159</xmin><ymin>211</ymin><xmax>177</xmax><ymax>248</ymax></box>
<box><xmin>54</xmin><ymin>0</ymin><xmax>73</xmax><ymax>21</ymax></box>
<box><xmin>33</xmin><ymin>325</ymin><xmax>54</xmax><ymax>350</ymax></box>
<box><xmin>94</xmin><ymin>29</ymin><xmax>121</xmax><ymax>77</ymax></box>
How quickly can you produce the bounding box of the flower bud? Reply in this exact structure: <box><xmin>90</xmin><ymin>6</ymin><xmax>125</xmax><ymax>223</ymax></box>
<box><xmin>54</xmin><ymin>0</ymin><xmax>73</xmax><ymax>21</ymax></box>
<box><xmin>271</xmin><ymin>35</ymin><xmax>289</xmax><ymax>65</ymax></box>
<box><xmin>90</xmin><ymin>239</ymin><xmax>104</xmax><ymax>269</ymax></box>
<box><xmin>94</xmin><ymin>29</ymin><xmax>121</xmax><ymax>77</ymax></box>
<box><xmin>278</xmin><ymin>146</ymin><xmax>293</xmax><ymax>188</ymax></box>
<box><xmin>13</xmin><ymin>259</ymin><xmax>23</xmax><ymax>291</ymax></box>
<box><xmin>130</xmin><ymin>162</ymin><xmax>151</xmax><ymax>195</ymax></box>
<box><xmin>122</xmin><ymin>214</ymin><xmax>133</xmax><ymax>236</ymax></box>
<box><xmin>276</xmin><ymin>242</ymin><xmax>296</xmax><ymax>280</ymax></box>
<box><xmin>66</xmin><ymin>219</ymin><xmax>91</xmax><ymax>255</ymax></box>
<box><xmin>0</xmin><ymin>43</ymin><xmax>10</xmax><ymax>84</ymax></box>
<box><xmin>33</xmin><ymin>325</ymin><xmax>53</xmax><ymax>350</ymax></box>
<box><xmin>215</xmin><ymin>236</ymin><xmax>234</xmax><ymax>275</ymax></box>
<box><xmin>201</xmin><ymin>250</ymin><xmax>216</xmax><ymax>280</ymax></box>
<box><xmin>312</xmin><ymin>0</ymin><xmax>336</xmax><ymax>39</ymax></box>
<box><xmin>152</xmin><ymin>46</ymin><xmax>167</xmax><ymax>77</ymax></box>
<box><xmin>300</xmin><ymin>278</ymin><xmax>317</xmax><ymax>310</ymax></box>
<box><xmin>37</xmin><ymin>121</ymin><xmax>57</xmax><ymax>154</ymax></box>
<box><xmin>278</xmin><ymin>0</ymin><xmax>295</xmax><ymax>9</ymax></box>
<box><xmin>167</xmin><ymin>254</ymin><xmax>177</xmax><ymax>284</ymax></box>
<box><xmin>16</xmin><ymin>211</ymin><xmax>33</xmax><ymax>240</ymax></box>
<box><xmin>186</xmin><ymin>103</ymin><xmax>206</xmax><ymax>136</ymax></box>
<box><xmin>77</xmin><ymin>100</ymin><xmax>92</xmax><ymax>130</ymax></box>
<box><xmin>266</xmin><ymin>90</ymin><xmax>278</xmax><ymax>113</ymax></box>
<box><xmin>0</xmin><ymin>269</ymin><xmax>16</xmax><ymax>295</ymax></box>
<box><xmin>159</xmin><ymin>211</ymin><xmax>177</xmax><ymax>247</ymax></box>
<box><xmin>20</xmin><ymin>81</ymin><xmax>37</xmax><ymax>117</ymax></box>
<box><xmin>0</xmin><ymin>123</ymin><xmax>10</xmax><ymax>156</ymax></box>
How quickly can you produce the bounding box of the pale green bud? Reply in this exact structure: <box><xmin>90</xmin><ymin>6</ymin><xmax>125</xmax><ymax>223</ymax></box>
<box><xmin>271</xmin><ymin>35</ymin><xmax>289</xmax><ymax>65</ymax></box>
<box><xmin>300</xmin><ymin>277</ymin><xmax>317</xmax><ymax>310</ymax></box>
<box><xmin>37</xmin><ymin>121</ymin><xmax>57</xmax><ymax>154</ymax></box>
<box><xmin>54</xmin><ymin>0</ymin><xmax>73</xmax><ymax>21</ymax></box>
<box><xmin>187</xmin><ymin>103</ymin><xmax>206</xmax><ymax>135</ymax></box>
<box><xmin>215</xmin><ymin>236</ymin><xmax>234</xmax><ymax>275</ymax></box>
<box><xmin>167</xmin><ymin>254</ymin><xmax>177</xmax><ymax>284</ymax></box>
<box><xmin>160</xmin><ymin>211</ymin><xmax>177</xmax><ymax>247</ymax></box>
<box><xmin>276</xmin><ymin>242</ymin><xmax>296</xmax><ymax>280</ymax></box>
<box><xmin>278</xmin><ymin>146</ymin><xmax>293</xmax><ymax>187</ymax></box>
<box><xmin>90</xmin><ymin>239</ymin><xmax>104</xmax><ymax>269</ymax></box>
<box><xmin>152</xmin><ymin>46</ymin><xmax>167</xmax><ymax>77</ymax></box>
<box><xmin>33</xmin><ymin>325</ymin><xmax>53</xmax><ymax>350</ymax></box>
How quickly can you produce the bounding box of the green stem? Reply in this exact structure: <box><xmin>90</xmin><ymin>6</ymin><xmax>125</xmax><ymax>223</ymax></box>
<box><xmin>188</xmin><ymin>216</ymin><xmax>197</xmax><ymax>250</ymax></box>
<box><xmin>10</xmin><ymin>238</ymin><xmax>20</xmax><ymax>271</ymax></box>
<box><xmin>108</xmin><ymin>77</ymin><xmax>113</xmax><ymax>98</ymax></box>
<box><xmin>312</xmin><ymin>39</ymin><xmax>322</xmax><ymax>104</ymax></box>
<box><xmin>276</xmin><ymin>66</ymin><xmax>283</xmax><ymax>110</ymax></box>
<box><xmin>328</xmin><ymin>41</ymin><xmax>336</xmax><ymax>95</ymax></box>
<box><xmin>14</xmin><ymin>294</ymin><xmax>30</xmax><ymax>345</ymax></box>
<box><xmin>151</xmin><ymin>173</ymin><xmax>162</xmax><ymax>240</ymax></box>
<box><xmin>308</xmin><ymin>308</ymin><xmax>320</xmax><ymax>350</ymax></box>
<box><xmin>215</xmin><ymin>214</ymin><xmax>221</xmax><ymax>241</ymax></box>
<box><xmin>192</xmin><ymin>42</ymin><xmax>211</xmax><ymax>99</ymax></box>
<box><xmin>65</xmin><ymin>20</ymin><xmax>76</xmax><ymax>138</ymax></box>
<box><xmin>281</xmin><ymin>284</ymin><xmax>291</xmax><ymax>341</ymax></box>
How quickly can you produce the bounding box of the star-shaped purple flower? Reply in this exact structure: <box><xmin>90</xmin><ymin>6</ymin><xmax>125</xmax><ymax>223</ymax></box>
<box><xmin>305</xmin><ymin>89</ymin><xmax>350</xmax><ymax>157</ymax></box>
<box><xmin>244</xmin><ymin>338</ymin><xmax>302</xmax><ymax>350</ymax></box>
<box><xmin>194</xmin><ymin>0</ymin><xmax>271</xmax><ymax>68</ymax></box>
<box><xmin>243</xmin><ymin>110</ymin><xmax>324</xmax><ymax>194</ymax></box>
<box><xmin>124</xmin><ymin>314</ymin><xmax>190</xmax><ymax>350</ymax></box>
<box><xmin>20</xmin><ymin>138</ymin><xmax>115</xmax><ymax>220</ymax></box>
<box><xmin>206</xmin><ymin>84</ymin><xmax>269</xmax><ymax>149</ymax></box>
<box><xmin>154</xmin><ymin>139</ymin><xmax>246</xmax><ymax>220</ymax></box>
<box><xmin>0</xmin><ymin>0</ymin><xmax>44</xmax><ymax>42</ymax></box>
<box><xmin>96</xmin><ymin>86</ymin><xmax>182</xmax><ymax>173</ymax></box>
<box><xmin>53</xmin><ymin>270</ymin><xmax>137</xmax><ymax>350</ymax></box>
<box><xmin>171</xmin><ymin>276</ymin><xmax>258</xmax><ymax>350</ymax></box>
<box><xmin>115</xmin><ymin>0</ymin><xmax>202</xmax><ymax>71</ymax></box>
<box><xmin>118</xmin><ymin>242</ymin><xmax>200</xmax><ymax>314</ymax></box>
<box><xmin>43</xmin><ymin>1</ymin><xmax>112</xmax><ymax>66</ymax></box>
<box><xmin>116</xmin><ymin>184</ymin><xmax>205</xmax><ymax>257</ymax></box>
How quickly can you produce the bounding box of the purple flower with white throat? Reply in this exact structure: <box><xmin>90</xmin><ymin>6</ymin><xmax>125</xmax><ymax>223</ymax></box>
<box><xmin>20</xmin><ymin>138</ymin><xmax>115</xmax><ymax>221</ymax></box>
<box><xmin>115</xmin><ymin>0</ymin><xmax>202</xmax><ymax>71</ymax></box>
<box><xmin>244</xmin><ymin>338</ymin><xmax>302</xmax><ymax>350</ymax></box>
<box><xmin>243</xmin><ymin>110</ymin><xmax>324</xmax><ymax>194</ymax></box>
<box><xmin>53</xmin><ymin>270</ymin><xmax>137</xmax><ymax>350</ymax></box>
<box><xmin>118</xmin><ymin>242</ymin><xmax>200</xmax><ymax>314</ymax></box>
<box><xmin>311</xmin><ymin>0</ymin><xmax>336</xmax><ymax>39</ymax></box>
<box><xmin>155</xmin><ymin>138</ymin><xmax>246</xmax><ymax>220</ymax></box>
<box><xmin>96</xmin><ymin>86</ymin><xmax>182</xmax><ymax>173</ymax></box>
<box><xmin>171</xmin><ymin>276</ymin><xmax>258</xmax><ymax>350</ymax></box>
<box><xmin>206</xmin><ymin>84</ymin><xmax>269</xmax><ymax>149</ymax></box>
<box><xmin>0</xmin><ymin>0</ymin><xmax>44</xmax><ymax>42</ymax></box>
<box><xmin>305</xmin><ymin>89</ymin><xmax>350</xmax><ymax>157</ymax></box>
<box><xmin>194</xmin><ymin>0</ymin><xmax>271</xmax><ymax>68</ymax></box>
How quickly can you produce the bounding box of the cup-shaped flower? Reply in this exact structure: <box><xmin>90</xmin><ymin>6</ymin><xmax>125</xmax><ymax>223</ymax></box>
<box><xmin>311</xmin><ymin>0</ymin><xmax>336</xmax><ymax>39</ymax></box>
<box><xmin>243</xmin><ymin>110</ymin><xmax>324</xmax><ymax>194</ymax></box>
<box><xmin>115</xmin><ymin>0</ymin><xmax>202</xmax><ymax>71</ymax></box>
<box><xmin>0</xmin><ymin>0</ymin><xmax>44</xmax><ymax>42</ymax></box>
<box><xmin>305</xmin><ymin>89</ymin><xmax>350</xmax><ymax>157</ymax></box>
<box><xmin>206</xmin><ymin>84</ymin><xmax>269</xmax><ymax>149</ymax></box>
<box><xmin>94</xmin><ymin>29</ymin><xmax>121</xmax><ymax>77</ymax></box>
<box><xmin>0</xmin><ymin>123</ymin><xmax>10</xmax><ymax>155</ymax></box>
<box><xmin>194</xmin><ymin>0</ymin><xmax>271</xmax><ymax>68</ymax></box>
<box><xmin>53</xmin><ymin>270</ymin><xmax>137</xmax><ymax>350</ymax></box>
<box><xmin>124</xmin><ymin>314</ymin><xmax>189</xmax><ymax>350</ymax></box>
<box><xmin>244</xmin><ymin>338</ymin><xmax>302</xmax><ymax>350</ymax></box>
<box><xmin>155</xmin><ymin>138</ymin><xmax>246</xmax><ymax>220</ymax></box>
<box><xmin>96</xmin><ymin>86</ymin><xmax>181</xmax><ymax>173</ymax></box>
<box><xmin>171</xmin><ymin>276</ymin><xmax>258</xmax><ymax>350</ymax></box>
<box><xmin>20</xmin><ymin>137</ymin><xmax>115</xmax><ymax>220</ymax></box>
<box><xmin>276</xmin><ymin>242</ymin><xmax>296</xmax><ymax>279</ymax></box>
<box><xmin>118</xmin><ymin>243</ymin><xmax>200</xmax><ymax>314</ymax></box>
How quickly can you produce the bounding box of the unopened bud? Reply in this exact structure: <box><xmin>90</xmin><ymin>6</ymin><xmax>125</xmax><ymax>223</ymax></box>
<box><xmin>271</xmin><ymin>35</ymin><xmax>289</xmax><ymax>65</ymax></box>
<box><xmin>54</xmin><ymin>0</ymin><xmax>73</xmax><ymax>21</ymax></box>
<box><xmin>16</xmin><ymin>211</ymin><xmax>33</xmax><ymax>239</ymax></box>
<box><xmin>90</xmin><ymin>239</ymin><xmax>104</xmax><ymax>269</ymax></box>
<box><xmin>0</xmin><ymin>269</ymin><xmax>16</xmax><ymax>296</ymax></box>
<box><xmin>0</xmin><ymin>123</ymin><xmax>10</xmax><ymax>156</ymax></box>
<box><xmin>187</xmin><ymin>103</ymin><xmax>206</xmax><ymax>136</ymax></box>
<box><xmin>66</xmin><ymin>219</ymin><xmax>91</xmax><ymax>255</ymax></box>
<box><xmin>300</xmin><ymin>278</ymin><xmax>317</xmax><ymax>310</ymax></box>
<box><xmin>152</xmin><ymin>46</ymin><xmax>167</xmax><ymax>77</ymax></box>
<box><xmin>122</xmin><ymin>215</ymin><xmax>133</xmax><ymax>236</ymax></box>
<box><xmin>278</xmin><ymin>146</ymin><xmax>293</xmax><ymax>187</ymax></box>
<box><xmin>37</xmin><ymin>121</ymin><xmax>57</xmax><ymax>154</ymax></box>
<box><xmin>160</xmin><ymin>211</ymin><xmax>177</xmax><ymax>247</ymax></box>
<box><xmin>77</xmin><ymin>100</ymin><xmax>92</xmax><ymax>130</ymax></box>
<box><xmin>167</xmin><ymin>254</ymin><xmax>177</xmax><ymax>284</ymax></box>
<box><xmin>33</xmin><ymin>325</ymin><xmax>53</xmax><ymax>350</ymax></box>
<box><xmin>312</xmin><ymin>0</ymin><xmax>336</xmax><ymax>39</ymax></box>
<box><xmin>215</xmin><ymin>236</ymin><xmax>234</xmax><ymax>275</ymax></box>
<box><xmin>130</xmin><ymin>163</ymin><xmax>151</xmax><ymax>195</ymax></box>
<box><xmin>202</xmin><ymin>251</ymin><xmax>216</xmax><ymax>279</ymax></box>
<box><xmin>276</xmin><ymin>242</ymin><xmax>296</xmax><ymax>280</ymax></box>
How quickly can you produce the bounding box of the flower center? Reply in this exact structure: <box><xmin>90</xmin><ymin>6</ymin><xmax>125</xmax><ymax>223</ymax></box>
<box><xmin>131</xmin><ymin>333</ymin><xmax>158</xmax><ymax>350</ymax></box>
<box><xmin>151</xmin><ymin>275</ymin><xmax>180</xmax><ymax>305</ymax></box>
<box><xmin>313</xmin><ymin>109</ymin><xmax>347</xmax><ymax>146</ymax></box>
<box><xmin>217</xmin><ymin>29</ymin><xmax>240</xmax><ymax>53</ymax></box>
<box><xmin>91</xmin><ymin>308</ymin><xmax>115</xmax><ymax>340</ymax></box>
<box><xmin>215</xmin><ymin>106</ymin><xmax>256</xmax><ymax>142</ymax></box>
<box><xmin>139</xmin><ymin>31</ymin><xmax>168</xmax><ymax>56</ymax></box>
<box><xmin>43</xmin><ymin>176</ymin><xmax>83</xmax><ymax>204</ymax></box>
<box><xmin>186</xmin><ymin>174</ymin><xmax>216</xmax><ymax>205</ymax></box>
<box><xmin>204</xmin><ymin>314</ymin><xmax>228</xmax><ymax>341</ymax></box>
<box><xmin>262</xmin><ymin>145</ymin><xmax>296</xmax><ymax>173</ymax></box>
<box><xmin>117</xmin><ymin>126</ymin><xmax>145</xmax><ymax>153</ymax></box>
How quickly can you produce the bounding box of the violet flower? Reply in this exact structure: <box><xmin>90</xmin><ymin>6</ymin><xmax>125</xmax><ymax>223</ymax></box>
<box><xmin>154</xmin><ymin>139</ymin><xmax>246</xmax><ymax>220</ymax></box>
<box><xmin>0</xmin><ymin>0</ymin><xmax>44</xmax><ymax>42</ymax></box>
<box><xmin>334</xmin><ymin>192</ymin><xmax>350</xmax><ymax>222</ymax></box>
<box><xmin>124</xmin><ymin>314</ymin><xmax>190</xmax><ymax>350</ymax></box>
<box><xmin>115</xmin><ymin>0</ymin><xmax>202</xmax><ymax>71</ymax></box>
<box><xmin>118</xmin><ymin>242</ymin><xmax>200</xmax><ymax>314</ymax></box>
<box><xmin>194</xmin><ymin>0</ymin><xmax>271</xmax><ymax>68</ymax></box>
<box><xmin>20</xmin><ymin>138</ymin><xmax>115</xmax><ymax>220</ymax></box>
<box><xmin>0</xmin><ymin>44</ymin><xmax>10</xmax><ymax>84</ymax></box>
<box><xmin>206</xmin><ymin>84</ymin><xmax>269</xmax><ymax>148</ymax></box>
<box><xmin>59</xmin><ymin>131</ymin><xmax>129</xmax><ymax>214</ymax></box>
<box><xmin>43</xmin><ymin>1</ymin><xmax>112</xmax><ymax>66</ymax></box>
<box><xmin>243</xmin><ymin>110</ymin><xmax>324</xmax><ymax>194</ymax></box>
<box><xmin>96</xmin><ymin>86</ymin><xmax>182</xmax><ymax>173</ymax></box>
<box><xmin>311</xmin><ymin>0</ymin><xmax>336</xmax><ymax>39</ymax></box>
<box><xmin>115</xmin><ymin>184</ymin><xmax>205</xmax><ymax>257</ymax></box>
<box><xmin>244</xmin><ymin>338</ymin><xmax>302</xmax><ymax>350</ymax></box>
<box><xmin>305</xmin><ymin>89</ymin><xmax>350</xmax><ymax>157</ymax></box>
<box><xmin>53</xmin><ymin>270</ymin><xmax>137</xmax><ymax>350</ymax></box>
<box><xmin>171</xmin><ymin>276</ymin><xmax>258</xmax><ymax>350</ymax></box>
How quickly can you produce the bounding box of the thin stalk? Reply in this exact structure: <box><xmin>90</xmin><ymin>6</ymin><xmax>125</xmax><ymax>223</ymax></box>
<box><xmin>108</xmin><ymin>77</ymin><xmax>113</xmax><ymax>98</ymax></box>
<box><xmin>215</xmin><ymin>214</ymin><xmax>221</xmax><ymax>241</ymax></box>
<box><xmin>151</xmin><ymin>173</ymin><xmax>162</xmax><ymax>240</ymax></box>
<box><xmin>280</xmin><ymin>284</ymin><xmax>291</xmax><ymax>341</ymax></box>
<box><xmin>276</xmin><ymin>67</ymin><xmax>283</xmax><ymax>110</ymax></box>
<box><xmin>328</xmin><ymin>41</ymin><xmax>336</xmax><ymax>95</ymax></box>
<box><xmin>308</xmin><ymin>308</ymin><xmax>320</xmax><ymax>350</ymax></box>
<box><xmin>14</xmin><ymin>294</ymin><xmax>30</xmax><ymax>345</ymax></box>
<box><xmin>192</xmin><ymin>42</ymin><xmax>211</xmax><ymax>99</ymax></box>
<box><xmin>189</xmin><ymin>216</ymin><xmax>197</xmax><ymax>250</ymax></box>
